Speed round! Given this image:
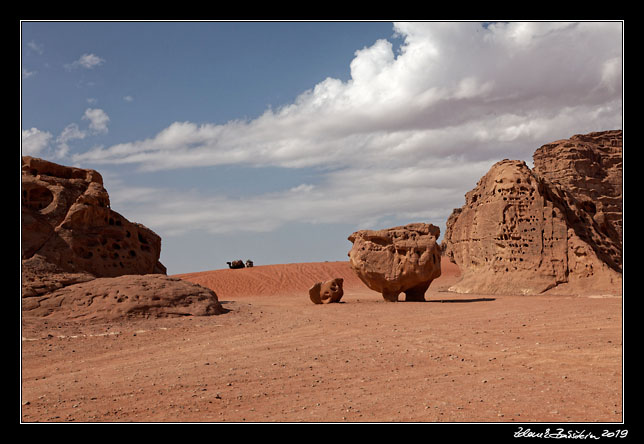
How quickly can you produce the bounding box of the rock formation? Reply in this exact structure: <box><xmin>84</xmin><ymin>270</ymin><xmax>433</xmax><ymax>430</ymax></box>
<box><xmin>22</xmin><ymin>156</ymin><xmax>166</xmax><ymax>282</ymax></box>
<box><xmin>22</xmin><ymin>274</ymin><xmax>226</xmax><ymax>321</ymax></box>
<box><xmin>533</xmin><ymin>130</ymin><xmax>622</xmax><ymax>259</ymax></box>
<box><xmin>309</xmin><ymin>278</ymin><xmax>344</xmax><ymax>304</ymax></box>
<box><xmin>443</xmin><ymin>150</ymin><xmax>622</xmax><ymax>295</ymax></box>
<box><xmin>21</xmin><ymin>156</ymin><xmax>224</xmax><ymax>319</ymax></box>
<box><xmin>348</xmin><ymin>223</ymin><xmax>442</xmax><ymax>302</ymax></box>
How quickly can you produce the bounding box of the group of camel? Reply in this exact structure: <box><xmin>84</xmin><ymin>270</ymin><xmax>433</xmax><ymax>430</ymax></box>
<box><xmin>226</xmin><ymin>259</ymin><xmax>253</xmax><ymax>269</ymax></box>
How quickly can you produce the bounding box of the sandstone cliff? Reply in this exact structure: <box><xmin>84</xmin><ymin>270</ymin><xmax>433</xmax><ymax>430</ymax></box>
<box><xmin>533</xmin><ymin>130</ymin><xmax>622</xmax><ymax>260</ymax></box>
<box><xmin>443</xmin><ymin>131</ymin><xmax>622</xmax><ymax>295</ymax></box>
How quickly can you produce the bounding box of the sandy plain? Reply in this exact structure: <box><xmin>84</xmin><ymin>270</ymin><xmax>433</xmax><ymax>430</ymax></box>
<box><xmin>20</xmin><ymin>258</ymin><xmax>623</xmax><ymax>423</ymax></box>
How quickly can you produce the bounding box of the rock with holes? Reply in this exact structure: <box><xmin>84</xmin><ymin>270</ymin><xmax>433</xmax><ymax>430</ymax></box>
<box><xmin>22</xmin><ymin>274</ymin><xmax>225</xmax><ymax>321</ymax></box>
<box><xmin>309</xmin><ymin>278</ymin><xmax>344</xmax><ymax>304</ymax></box>
<box><xmin>22</xmin><ymin>156</ymin><xmax>166</xmax><ymax>297</ymax></box>
<box><xmin>347</xmin><ymin>223</ymin><xmax>442</xmax><ymax>302</ymax></box>
<box><xmin>21</xmin><ymin>156</ymin><xmax>227</xmax><ymax>320</ymax></box>
<box><xmin>443</xmin><ymin>158</ymin><xmax>622</xmax><ymax>295</ymax></box>
<box><xmin>532</xmin><ymin>130</ymin><xmax>622</xmax><ymax>262</ymax></box>
<box><xmin>22</xmin><ymin>156</ymin><xmax>166</xmax><ymax>274</ymax></box>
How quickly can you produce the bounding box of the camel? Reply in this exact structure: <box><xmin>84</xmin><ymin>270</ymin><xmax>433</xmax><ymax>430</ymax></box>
<box><xmin>226</xmin><ymin>260</ymin><xmax>245</xmax><ymax>269</ymax></box>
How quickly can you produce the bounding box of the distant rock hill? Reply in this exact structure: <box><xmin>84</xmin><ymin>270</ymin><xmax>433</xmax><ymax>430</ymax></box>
<box><xmin>21</xmin><ymin>156</ymin><xmax>224</xmax><ymax>319</ymax></box>
<box><xmin>443</xmin><ymin>130</ymin><xmax>622</xmax><ymax>295</ymax></box>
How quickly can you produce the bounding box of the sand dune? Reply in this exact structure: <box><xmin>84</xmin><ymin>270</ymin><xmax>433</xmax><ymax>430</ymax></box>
<box><xmin>173</xmin><ymin>258</ymin><xmax>462</xmax><ymax>300</ymax></box>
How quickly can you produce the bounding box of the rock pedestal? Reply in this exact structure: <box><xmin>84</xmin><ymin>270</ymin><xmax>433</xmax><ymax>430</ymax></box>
<box><xmin>348</xmin><ymin>223</ymin><xmax>441</xmax><ymax>302</ymax></box>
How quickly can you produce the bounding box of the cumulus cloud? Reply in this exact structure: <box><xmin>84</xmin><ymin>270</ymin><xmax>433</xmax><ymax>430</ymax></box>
<box><xmin>82</xmin><ymin>108</ymin><xmax>110</xmax><ymax>133</ymax></box>
<box><xmin>66</xmin><ymin>53</ymin><xmax>105</xmax><ymax>70</ymax></box>
<box><xmin>74</xmin><ymin>22</ymin><xmax>621</xmax><ymax>170</ymax></box>
<box><xmin>75</xmin><ymin>21</ymin><xmax>622</xmax><ymax>237</ymax></box>
<box><xmin>22</xmin><ymin>128</ymin><xmax>52</xmax><ymax>156</ymax></box>
<box><xmin>55</xmin><ymin>123</ymin><xmax>87</xmax><ymax>158</ymax></box>
<box><xmin>23</xmin><ymin>108</ymin><xmax>111</xmax><ymax>160</ymax></box>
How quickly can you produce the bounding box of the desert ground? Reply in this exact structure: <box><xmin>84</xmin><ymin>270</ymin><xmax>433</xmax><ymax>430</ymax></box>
<box><xmin>20</xmin><ymin>258</ymin><xmax>622</xmax><ymax>423</ymax></box>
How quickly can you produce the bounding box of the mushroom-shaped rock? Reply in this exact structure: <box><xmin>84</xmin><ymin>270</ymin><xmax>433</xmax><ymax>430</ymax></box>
<box><xmin>309</xmin><ymin>278</ymin><xmax>344</xmax><ymax>304</ymax></box>
<box><xmin>347</xmin><ymin>223</ymin><xmax>441</xmax><ymax>302</ymax></box>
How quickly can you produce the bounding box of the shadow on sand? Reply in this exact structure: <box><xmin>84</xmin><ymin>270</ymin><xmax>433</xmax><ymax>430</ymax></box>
<box><xmin>428</xmin><ymin>297</ymin><xmax>495</xmax><ymax>303</ymax></box>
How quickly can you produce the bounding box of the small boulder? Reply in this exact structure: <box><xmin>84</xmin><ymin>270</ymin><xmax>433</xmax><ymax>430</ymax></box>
<box><xmin>309</xmin><ymin>278</ymin><xmax>344</xmax><ymax>304</ymax></box>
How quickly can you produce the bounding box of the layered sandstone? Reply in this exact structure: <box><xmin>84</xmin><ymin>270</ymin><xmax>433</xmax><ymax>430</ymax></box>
<box><xmin>348</xmin><ymin>223</ymin><xmax>441</xmax><ymax>301</ymax></box>
<box><xmin>443</xmin><ymin>157</ymin><xmax>621</xmax><ymax>295</ymax></box>
<box><xmin>21</xmin><ymin>156</ymin><xmax>223</xmax><ymax>319</ymax></box>
<box><xmin>533</xmin><ymin>130</ymin><xmax>622</xmax><ymax>258</ymax></box>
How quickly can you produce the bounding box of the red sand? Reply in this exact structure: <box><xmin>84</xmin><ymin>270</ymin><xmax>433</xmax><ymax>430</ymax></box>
<box><xmin>21</xmin><ymin>258</ymin><xmax>622</xmax><ymax>423</ymax></box>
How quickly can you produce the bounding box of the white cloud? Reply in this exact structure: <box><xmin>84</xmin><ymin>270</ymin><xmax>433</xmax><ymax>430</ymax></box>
<box><xmin>58</xmin><ymin>123</ymin><xmax>86</xmax><ymax>143</ymax></box>
<box><xmin>107</xmin><ymin>154</ymin><xmax>492</xmax><ymax>239</ymax></box>
<box><xmin>74</xmin><ymin>21</ymin><xmax>622</xmax><ymax>237</ymax></box>
<box><xmin>23</xmin><ymin>108</ymin><xmax>112</xmax><ymax>160</ymax></box>
<box><xmin>27</xmin><ymin>41</ymin><xmax>44</xmax><ymax>55</ymax></box>
<box><xmin>74</xmin><ymin>22</ymin><xmax>621</xmax><ymax>171</ymax></box>
<box><xmin>55</xmin><ymin>123</ymin><xmax>87</xmax><ymax>158</ymax></box>
<box><xmin>22</xmin><ymin>128</ymin><xmax>52</xmax><ymax>156</ymax></box>
<box><xmin>82</xmin><ymin>108</ymin><xmax>110</xmax><ymax>133</ymax></box>
<box><xmin>66</xmin><ymin>53</ymin><xmax>105</xmax><ymax>70</ymax></box>
<box><xmin>123</xmin><ymin>95</ymin><xmax>134</xmax><ymax>102</ymax></box>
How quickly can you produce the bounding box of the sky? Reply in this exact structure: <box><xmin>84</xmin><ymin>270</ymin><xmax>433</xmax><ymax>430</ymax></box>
<box><xmin>21</xmin><ymin>21</ymin><xmax>623</xmax><ymax>274</ymax></box>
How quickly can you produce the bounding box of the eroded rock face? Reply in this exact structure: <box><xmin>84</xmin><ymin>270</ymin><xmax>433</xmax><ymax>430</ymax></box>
<box><xmin>309</xmin><ymin>278</ymin><xmax>344</xmax><ymax>304</ymax></box>
<box><xmin>348</xmin><ymin>223</ymin><xmax>441</xmax><ymax>302</ymax></box>
<box><xmin>21</xmin><ymin>156</ymin><xmax>225</xmax><ymax>319</ymax></box>
<box><xmin>533</xmin><ymin>130</ymin><xmax>622</xmax><ymax>258</ymax></box>
<box><xmin>443</xmin><ymin>158</ymin><xmax>622</xmax><ymax>295</ymax></box>
<box><xmin>22</xmin><ymin>156</ymin><xmax>166</xmax><ymax>279</ymax></box>
<box><xmin>22</xmin><ymin>274</ymin><xmax>225</xmax><ymax>321</ymax></box>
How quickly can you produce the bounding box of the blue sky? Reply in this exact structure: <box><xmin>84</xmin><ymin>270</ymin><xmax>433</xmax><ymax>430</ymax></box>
<box><xmin>21</xmin><ymin>21</ymin><xmax>623</xmax><ymax>274</ymax></box>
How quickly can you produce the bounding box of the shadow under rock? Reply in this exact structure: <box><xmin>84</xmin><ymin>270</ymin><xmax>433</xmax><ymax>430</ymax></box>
<box><xmin>428</xmin><ymin>297</ymin><xmax>496</xmax><ymax>303</ymax></box>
